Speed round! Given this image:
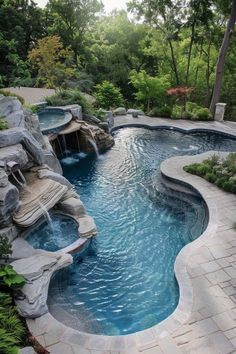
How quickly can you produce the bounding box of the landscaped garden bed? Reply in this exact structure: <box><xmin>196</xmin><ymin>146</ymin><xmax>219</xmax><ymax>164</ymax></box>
<box><xmin>184</xmin><ymin>153</ymin><xmax>236</xmax><ymax>194</ymax></box>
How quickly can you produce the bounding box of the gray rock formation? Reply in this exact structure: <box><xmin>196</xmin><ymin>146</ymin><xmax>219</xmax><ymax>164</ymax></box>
<box><xmin>58</xmin><ymin>197</ymin><xmax>85</xmax><ymax>216</ymax></box>
<box><xmin>127</xmin><ymin>109</ymin><xmax>145</xmax><ymax>116</ymax></box>
<box><xmin>0</xmin><ymin>169</ymin><xmax>19</xmax><ymax>226</ymax></box>
<box><xmin>114</xmin><ymin>107</ymin><xmax>126</xmax><ymax>115</ymax></box>
<box><xmin>12</xmin><ymin>252</ymin><xmax>73</xmax><ymax>318</ymax></box>
<box><xmin>0</xmin><ymin>144</ymin><xmax>28</xmax><ymax>170</ymax></box>
<box><xmin>0</xmin><ymin>128</ymin><xmax>62</xmax><ymax>173</ymax></box>
<box><xmin>0</xmin><ymin>95</ymin><xmax>21</xmax><ymax>117</ymax></box>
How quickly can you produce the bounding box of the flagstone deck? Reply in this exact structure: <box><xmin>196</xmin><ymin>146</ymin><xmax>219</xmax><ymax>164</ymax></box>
<box><xmin>27</xmin><ymin>117</ymin><xmax>236</xmax><ymax>354</ymax></box>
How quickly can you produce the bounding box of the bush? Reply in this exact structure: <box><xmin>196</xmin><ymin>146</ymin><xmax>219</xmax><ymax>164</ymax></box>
<box><xmin>0</xmin><ymin>90</ymin><xmax>25</xmax><ymax>105</ymax></box>
<box><xmin>94</xmin><ymin>81</ymin><xmax>124</xmax><ymax>110</ymax></box>
<box><xmin>191</xmin><ymin>107</ymin><xmax>213</xmax><ymax>121</ymax></box>
<box><xmin>46</xmin><ymin>89</ymin><xmax>92</xmax><ymax>114</ymax></box>
<box><xmin>171</xmin><ymin>104</ymin><xmax>184</xmax><ymax>119</ymax></box>
<box><xmin>171</xmin><ymin>102</ymin><xmax>212</xmax><ymax>120</ymax></box>
<box><xmin>149</xmin><ymin>106</ymin><xmax>172</xmax><ymax>118</ymax></box>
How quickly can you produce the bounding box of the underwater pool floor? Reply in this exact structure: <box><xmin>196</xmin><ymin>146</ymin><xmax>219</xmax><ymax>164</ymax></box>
<box><xmin>48</xmin><ymin>128</ymin><xmax>236</xmax><ymax>336</ymax></box>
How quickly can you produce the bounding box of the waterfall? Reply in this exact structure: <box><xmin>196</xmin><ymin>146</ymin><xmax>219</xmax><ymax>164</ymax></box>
<box><xmin>87</xmin><ymin>137</ymin><xmax>100</xmax><ymax>158</ymax></box>
<box><xmin>62</xmin><ymin>134</ymin><xmax>69</xmax><ymax>156</ymax></box>
<box><xmin>23</xmin><ymin>184</ymin><xmax>54</xmax><ymax>235</ymax></box>
<box><xmin>57</xmin><ymin>136</ymin><xmax>63</xmax><ymax>155</ymax></box>
<box><xmin>39</xmin><ymin>202</ymin><xmax>54</xmax><ymax>234</ymax></box>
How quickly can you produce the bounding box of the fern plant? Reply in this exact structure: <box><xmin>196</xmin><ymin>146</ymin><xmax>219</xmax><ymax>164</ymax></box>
<box><xmin>0</xmin><ymin>292</ymin><xmax>25</xmax><ymax>354</ymax></box>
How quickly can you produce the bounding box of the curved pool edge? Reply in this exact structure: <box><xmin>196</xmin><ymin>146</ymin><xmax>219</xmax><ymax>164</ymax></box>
<box><xmin>26</xmin><ymin>147</ymin><xmax>236</xmax><ymax>353</ymax></box>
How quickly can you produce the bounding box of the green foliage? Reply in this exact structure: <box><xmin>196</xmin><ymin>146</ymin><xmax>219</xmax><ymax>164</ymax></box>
<box><xmin>171</xmin><ymin>102</ymin><xmax>212</xmax><ymax>120</ymax></box>
<box><xmin>148</xmin><ymin>106</ymin><xmax>172</xmax><ymax>118</ymax></box>
<box><xmin>129</xmin><ymin>70</ymin><xmax>170</xmax><ymax>111</ymax></box>
<box><xmin>0</xmin><ymin>90</ymin><xmax>25</xmax><ymax>105</ymax></box>
<box><xmin>0</xmin><ymin>118</ymin><xmax>8</xmax><ymax>131</ymax></box>
<box><xmin>46</xmin><ymin>89</ymin><xmax>92</xmax><ymax>113</ymax></box>
<box><xmin>24</xmin><ymin>104</ymin><xmax>40</xmax><ymax>114</ymax></box>
<box><xmin>171</xmin><ymin>105</ymin><xmax>184</xmax><ymax>119</ymax></box>
<box><xmin>94</xmin><ymin>81</ymin><xmax>124</xmax><ymax>110</ymax></box>
<box><xmin>0</xmin><ymin>235</ymin><xmax>12</xmax><ymax>261</ymax></box>
<box><xmin>0</xmin><ymin>292</ymin><xmax>25</xmax><ymax>354</ymax></box>
<box><xmin>184</xmin><ymin>153</ymin><xmax>236</xmax><ymax>194</ymax></box>
<box><xmin>0</xmin><ymin>265</ymin><xmax>26</xmax><ymax>289</ymax></box>
<box><xmin>94</xmin><ymin>108</ymin><xmax>107</xmax><ymax>121</ymax></box>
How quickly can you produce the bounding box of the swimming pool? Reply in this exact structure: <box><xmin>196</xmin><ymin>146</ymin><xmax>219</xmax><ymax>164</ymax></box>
<box><xmin>48</xmin><ymin>128</ymin><xmax>236</xmax><ymax>335</ymax></box>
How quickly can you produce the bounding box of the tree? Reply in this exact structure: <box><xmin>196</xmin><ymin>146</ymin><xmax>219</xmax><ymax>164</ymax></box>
<box><xmin>130</xmin><ymin>70</ymin><xmax>170</xmax><ymax>111</ymax></box>
<box><xmin>128</xmin><ymin>0</ymin><xmax>183</xmax><ymax>85</ymax></box>
<box><xmin>46</xmin><ymin>0</ymin><xmax>103</xmax><ymax>66</ymax></box>
<box><xmin>0</xmin><ymin>0</ymin><xmax>46</xmax><ymax>86</ymax></box>
<box><xmin>94</xmin><ymin>81</ymin><xmax>124</xmax><ymax>109</ymax></box>
<box><xmin>28</xmin><ymin>36</ymin><xmax>76</xmax><ymax>88</ymax></box>
<box><xmin>210</xmin><ymin>0</ymin><xmax>236</xmax><ymax>114</ymax></box>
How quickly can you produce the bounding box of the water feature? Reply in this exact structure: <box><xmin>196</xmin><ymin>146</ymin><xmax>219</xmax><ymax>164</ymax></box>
<box><xmin>38</xmin><ymin>108</ymin><xmax>72</xmax><ymax>133</ymax></box>
<box><xmin>87</xmin><ymin>137</ymin><xmax>100</xmax><ymax>158</ymax></box>
<box><xmin>48</xmin><ymin>128</ymin><xmax>236</xmax><ymax>336</ymax></box>
<box><xmin>26</xmin><ymin>214</ymin><xmax>79</xmax><ymax>252</ymax></box>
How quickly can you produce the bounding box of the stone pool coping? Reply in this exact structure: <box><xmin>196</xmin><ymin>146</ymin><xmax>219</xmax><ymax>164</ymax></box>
<box><xmin>27</xmin><ymin>118</ymin><xmax>236</xmax><ymax>353</ymax></box>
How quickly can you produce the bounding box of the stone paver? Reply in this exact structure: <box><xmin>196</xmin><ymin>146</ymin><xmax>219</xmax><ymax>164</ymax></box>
<box><xmin>27</xmin><ymin>117</ymin><xmax>236</xmax><ymax>353</ymax></box>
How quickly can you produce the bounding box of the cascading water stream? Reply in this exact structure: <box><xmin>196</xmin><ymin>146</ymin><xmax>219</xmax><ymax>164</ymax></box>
<box><xmin>87</xmin><ymin>137</ymin><xmax>100</xmax><ymax>158</ymax></box>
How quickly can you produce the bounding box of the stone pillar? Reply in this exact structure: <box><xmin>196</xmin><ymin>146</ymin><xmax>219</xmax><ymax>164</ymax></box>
<box><xmin>214</xmin><ymin>103</ymin><xmax>227</xmax><ymax>121</ymax></box>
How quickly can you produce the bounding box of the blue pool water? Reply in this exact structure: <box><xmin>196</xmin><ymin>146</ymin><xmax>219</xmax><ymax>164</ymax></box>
<box><xmin>26</xmin><ymin>214</ymin><xmax>78</xmax><ymax>252</ymax></box>
<box><xmin>48</xmin><ymin>128</ymin><xmax>236</xmax><ymax>335</ymax></box>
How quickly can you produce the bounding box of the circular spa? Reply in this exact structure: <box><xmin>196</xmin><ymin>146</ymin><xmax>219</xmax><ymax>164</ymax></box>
<box><xmin>26</xmin><ymin>214</ymin><xmax>79</xmax><ymax>252</ymax></box>
<box><xmin>38</xmin><ymin>108</ymin><xmax>72</xmax><ymax>134</ymax></box>
<box><xmin>48</xmin><ymin>128</ymin><xmax>236</xmax><ymax>336</ymax></box>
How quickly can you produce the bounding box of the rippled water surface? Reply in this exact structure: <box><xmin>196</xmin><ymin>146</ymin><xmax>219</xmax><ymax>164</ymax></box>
<box><xmin>48</xmin><ymin>128</ymin><xmax>236</xmax><ymax>335</ymax></box>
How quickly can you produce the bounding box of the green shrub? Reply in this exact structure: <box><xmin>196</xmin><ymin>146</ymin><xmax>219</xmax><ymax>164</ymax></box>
<box><xmin>171</xmin><ymin>104</ymin><xmax>184</xmax><ymax>119</ymax></box>
<box><xmin>149</xmin><ymin>106</ymin><xmax>172</xmax><ymax>118</ymax></box>
<box><xmin>0</xmin><ymin>118</ymin><xmax>8</xmax><ymax>130</ymax></box>
<box><xmin>0</xmin><ymin>265</ymin><xmax>26</xmax><ymax>289</ymax></box>
<box><xmin>171</xmin><ymin>101</ymin><xmax>212</xmax><ymax>120</ymax></box>
<box><xmin>94</xmin><ymin>108</ymin><xmax>107</xmax><ymax>121</ymax></box>
<box><xmin>184</xmin><ymin>153</ymin><xmax>236</xmax><ymax>194</ymax></box>
<box><xmin>0</xmin><ymin>292</ymin><xmax>25</xmax><ymax>354</ymax></box>
<box><xmin>191</xmin><ymin>107</ymin><xmax>213</xmax><ymax>121</ymax></box>
<box><xmin>0</xmin><ymin>90</ymin><xmax>25</xmax><ymax>105</ymax></box>
<box><xmin>94</xmin><ymin>81</ymin><xmax>124</xmax><ymax>110</ymax></box>
<box><xmin>24</xmin><ymin>104</ymin><xmax>40</xmax><ymax>114</ymax></box>
<box><xmin>46</xmin><ymin>89</ymin><xmax>92</xmax><ymax>114</ymax></box>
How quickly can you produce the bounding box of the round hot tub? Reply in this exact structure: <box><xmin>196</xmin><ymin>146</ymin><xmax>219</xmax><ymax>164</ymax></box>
<box><xmin>38</xmin><ymin>108</ymin><xmax>72</xmax><ymax>134</ymax></box>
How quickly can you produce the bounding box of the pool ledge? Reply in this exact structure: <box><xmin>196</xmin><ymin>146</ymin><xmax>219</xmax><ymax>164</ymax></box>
<box><xmin>27</xmin><ymin>150</ymin><xmax>236</xmax><ymax>352</ymax></box>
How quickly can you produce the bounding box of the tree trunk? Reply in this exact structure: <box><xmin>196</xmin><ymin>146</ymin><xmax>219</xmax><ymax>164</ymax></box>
<box><xmin>186</xmin><ymin>22</ymin><xmax>195</xmax><ymax>85</ymax></box>
<box><xmin>209</xmin><ymin>0</ymin><xmax>236</xmax><ymax>114</ymax></box>
<box><xmin>168</xmin><ymin>40</ymin><xmax>180</xmax><ymax>85</ymax></box>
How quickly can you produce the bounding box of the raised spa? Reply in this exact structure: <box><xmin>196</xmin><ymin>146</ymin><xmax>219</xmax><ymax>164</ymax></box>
<box><xmin>26</xmin><ymin>214</ymin><xmax>78</xmax><ymax>252</ymax></box>
<box><xmin>38</xmin><ymin>108</ymin><xmax>72</xmax><ymax>133</ymax></box>
<box><xmin>48</xmin><ymin>128</ymin><xmax>236</xmax><ymax>336</ymax></box>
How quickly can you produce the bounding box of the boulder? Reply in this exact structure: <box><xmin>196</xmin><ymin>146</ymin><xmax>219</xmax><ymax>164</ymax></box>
<box><xmin>127</xmin><ymin>109</ymin><xmax>145</xmax><ymax>116</ymax></box>
<box><xmin>77</xmin><ymin>215</ymin><xmax>97</xmax><ymax>238</ymax></box>
<box><xmin>0</xmin><ymin>95</ymin><xmax>21</xmax><ymax>117</ymax></box>
<box><xmin>98</xmin><ymin>121</ymin><xmax>109</xmax><ymax>132</ymax></box>
<box><xmin>58</xmin><ymin>197</ymin><xmax>85</xmax><ymax>216</ymax></box>
<box><xmin>0</xmin><ymin>144</ymin><xmax>28</xmax><ymax>170</ymax></box>
<box><xmin>5</xmin><ymin>110</ymin><xmax>25</xmax><ymax>128</ymax></box>
<box><xmin>0</xmin><ymin>127</ymin><xmax>62</xmax><ymax>174</ymax></box>
<box><xmin>0</xmin><ymin>225</ymin><xmax>18</xmax><ymax>242</ymax></box>
<box><xmin>0</xmin><ymin>179</ymin><xmax>19</xmax><ymax>226</ymax></box>
<box><xmin>113</xmin><ymin>107</ymin><xmax>126</xmax><ymax>115</ymax></box>
<box><xmin>24</xmin><ymin>109</ymin><xmax>45</xmax><ymax>146</ymax></box>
